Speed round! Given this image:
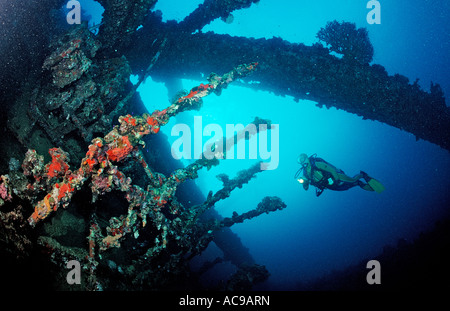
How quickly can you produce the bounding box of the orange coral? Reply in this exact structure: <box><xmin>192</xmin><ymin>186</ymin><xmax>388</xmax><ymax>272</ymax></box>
<box><xmin>28</xmin><ymin>180</ymin><xmax>75</xmax><ymax>226</ymax></box>
<box><xmin>146</xmin><ymin>116</ymin><xmax>160</xmax><ymax>134</ymax></box>
<box><xmin>123</xmin><ymin>115</ymin><xmax>138</xmax><ymax>126</ymax></box>
<box><xmin>58</xmin><ymin>182</ymin><xmax>74</xmax><ymax>200</ymax></box>
<box><xmin>106</xmin><ymin>135</ymin><xmax>134</xmax><ymax>162</ymax></box>
<box><xmin>46</xmin><ymin>148</ymin><xmax>69</xmax><ymax>178</ymax></box>
<box><xmin>29</xmin><ymin>194</ymin><xmax>53</xmax><ymax>226</ymax></box>
<box><xmin>101</xmin><ymin>233</ymin><xmax>123</xmax><ymax>250</ymax></box>
<box><xmin>84</xmin><ymin>158</ymin><xmax>97</xmax><ymax>169</ymax></box>
<box><xmin>177</xmin><ymin>83</ymin><xmax>214</xmax><ymax>103</ymax></box>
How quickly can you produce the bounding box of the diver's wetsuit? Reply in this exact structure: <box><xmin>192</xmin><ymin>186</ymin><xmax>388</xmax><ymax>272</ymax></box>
<box><xmin>304</xmin><ymin>156</ymin><xmax>364</xmax><ymax>196</ymax></box>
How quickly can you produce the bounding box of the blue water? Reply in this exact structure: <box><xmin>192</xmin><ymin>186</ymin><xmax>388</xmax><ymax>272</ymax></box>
<box><xmin>82</xmin><ymin>0</ymin><xmax>450</xmax><ymax>289</ymax></box>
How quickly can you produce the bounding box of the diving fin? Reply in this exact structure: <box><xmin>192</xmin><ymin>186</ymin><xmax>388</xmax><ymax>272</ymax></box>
<box><xmin>367</xmin><ymin>178</ymin><xmax>385</xmax><ymax>194</ymax></box>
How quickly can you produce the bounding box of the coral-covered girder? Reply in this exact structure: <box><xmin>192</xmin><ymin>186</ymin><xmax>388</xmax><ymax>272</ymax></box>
<box><xmin>179</xmin><ymin>0</ymin><xmax>260</xmax><ymax>33</ymax></box>
<box><xmin>25</xmin><ymin>62</ymin><xmax>260</xmax><ymax>228</ymax></box>
<box><xmin>221</xmin><ymin>196</ymin><xmax>287</xmax><ymax>227</ymax></box>
<box><xmin>127</xmin><ymin>15</ymin><xmax>450</xmax><ymax>151</ymax></box>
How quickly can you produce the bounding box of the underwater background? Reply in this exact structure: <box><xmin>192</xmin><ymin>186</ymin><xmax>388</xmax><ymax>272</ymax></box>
<box><xmin>0</xmin><ymin>0</ymin><xmax>449</xmax><ymax>291</ymax></box>
<box><xmin>136</xmin><ymin>0</ymin><xmax>450</xmax><ymax>289</ymax></box>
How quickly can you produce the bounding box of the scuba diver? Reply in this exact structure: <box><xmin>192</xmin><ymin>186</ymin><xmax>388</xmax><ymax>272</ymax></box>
<box><xmin>295</xmin><ymin>153</ymin><xmax>385</xmax><ymax>197</ymax></box>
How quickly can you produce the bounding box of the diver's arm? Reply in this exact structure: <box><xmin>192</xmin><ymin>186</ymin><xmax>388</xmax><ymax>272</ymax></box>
<box><xmin>315</xmin><ymin>162</ymin><xmax>339</xmax><ymax>180</ymax></box>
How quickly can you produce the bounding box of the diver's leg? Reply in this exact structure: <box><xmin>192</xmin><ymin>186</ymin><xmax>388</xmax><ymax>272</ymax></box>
<box><xmin>357</xmin><ymin>171</ymin><xmax>375</xmax><ymax>191</ymax></box>
<box><xmin>331</xmin><ymin>180</ymin><xmax>374</xmax><ymax>192</ymax></box>
<box><xmin>331</xmin><ymin>180</ymin><xmax>359</xmax><ymax>191</ymax></box>
<box><xmin>333</xmin><ymin>172</ymin><xmax>376</xmax><ymax>192</ymax></box>
<box><xmin>358</xmin><ymin>180</ymin><xmax>374</xmax><ymax>191</ymax></box>
<box><xmin>359</xmin><ymin>171</ymin><xmax>385</xmax><ymax>193</ymax></box>
<box><xmin>336</xmin><ymin>172</ymin><xmax>363</xmax><ymax>183</ymax></box>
